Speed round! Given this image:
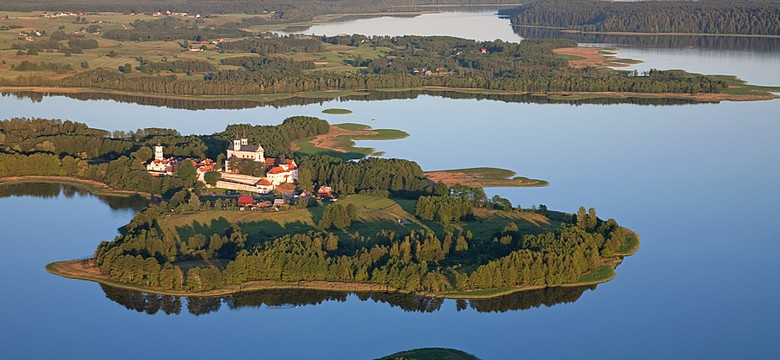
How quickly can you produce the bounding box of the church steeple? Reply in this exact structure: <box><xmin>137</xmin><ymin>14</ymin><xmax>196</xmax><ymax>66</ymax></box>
<box><xmin>154</xmin><ymin>144</ymin><xmax>164</xmax><ymax>160</ymax></box>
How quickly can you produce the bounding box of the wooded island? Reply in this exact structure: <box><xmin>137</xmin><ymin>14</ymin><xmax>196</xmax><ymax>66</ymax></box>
<box><xmin>0</xmin><ymin>117</ymin><xmax>637</xmax><ymax>298</ymax></box>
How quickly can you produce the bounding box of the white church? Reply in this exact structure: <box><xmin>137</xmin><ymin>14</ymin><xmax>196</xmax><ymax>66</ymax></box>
<box><xmin>146</xmin><ymin>144</ymin><xmax>177</xmax><ymax>175</ymax></box>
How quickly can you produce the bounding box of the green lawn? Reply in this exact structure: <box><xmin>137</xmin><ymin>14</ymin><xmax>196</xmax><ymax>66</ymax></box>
<box><xmin>577</xmin><ymin>265</ymin><xmax>616</xmax><ymax>284</ymax></box>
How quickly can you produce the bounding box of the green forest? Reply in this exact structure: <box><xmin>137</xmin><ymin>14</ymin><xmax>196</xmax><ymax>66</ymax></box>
<box><xmin>503</xmin><ymin>0</ymin><xmax>780</xmax><ymax>35</ymax></box>
<box><xmin>90</xmin><ymin>188</ymin><xmax>636</xmax><ymax>295</ymax></box>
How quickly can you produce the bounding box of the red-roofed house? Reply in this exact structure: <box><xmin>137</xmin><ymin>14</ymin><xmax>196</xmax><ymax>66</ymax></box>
<box><xmin>237</xmin><ymin>195</ymin><xmax>256</xmax><ymax>207</ymax></box>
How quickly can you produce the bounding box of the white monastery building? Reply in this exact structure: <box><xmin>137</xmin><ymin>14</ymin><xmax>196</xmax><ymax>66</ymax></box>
<box><xmin>224</xmin><ymin>137</ymin><xmax>264</xmax><ymax>172</ymax></box>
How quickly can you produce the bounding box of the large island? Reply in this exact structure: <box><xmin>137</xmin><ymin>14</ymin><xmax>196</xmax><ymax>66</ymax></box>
<box><xmin>0</xmin><ymin>117</ymin><xmax>638</xmax><ymax>299</ymax></box>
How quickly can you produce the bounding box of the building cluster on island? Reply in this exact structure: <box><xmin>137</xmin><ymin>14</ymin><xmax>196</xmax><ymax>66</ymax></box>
<box><xmin>145</xmin><ymin>136</ymin><xmax>334</xmax><ymax>206</ymax></box>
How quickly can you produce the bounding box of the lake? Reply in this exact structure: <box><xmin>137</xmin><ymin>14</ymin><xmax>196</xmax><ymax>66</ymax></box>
<box><xmin>1</xmin><ymin>11</ymin><xmax>779</xmax><ymax>360</ymax></box>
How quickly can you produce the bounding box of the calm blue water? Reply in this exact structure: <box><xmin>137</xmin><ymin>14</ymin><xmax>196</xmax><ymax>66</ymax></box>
<box><xmin>1</xmin><ymin>11</ymin><xmax>779</xmax><ymax>360</ymax></box>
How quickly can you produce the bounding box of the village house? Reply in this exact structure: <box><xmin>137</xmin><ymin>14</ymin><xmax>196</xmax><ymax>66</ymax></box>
<box><xmin>237</xmin><ymin>195</ymin><xmax>256</xmax><ymax>207</ymax></box>
<box><xmin>317</xmin><ymin>185</ymin><xmax>333</xmax><ymax>200</ymax></box>
<box><xmin>193</xmin><ymin>158</ymin><xmax>215</xmax><ymax>181</ymax></box>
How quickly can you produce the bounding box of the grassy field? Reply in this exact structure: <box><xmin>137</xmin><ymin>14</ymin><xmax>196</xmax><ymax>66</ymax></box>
<box><xmin>164</xmin><ymin>195</ymin><xmax>421</xmax><ymax>243</ymax></box>
<box><xmin>161</xmin><ymin>194</ymin><xmax>560</xmax><ymax>250</ymax></box>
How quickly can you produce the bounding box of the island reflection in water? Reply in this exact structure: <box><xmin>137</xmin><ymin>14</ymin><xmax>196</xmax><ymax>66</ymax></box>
<box><xmin>100</xmin><ymin>284</ymin><xmax>597</xmax><ymax>316</ymax></box>
<box><xmin>0</xmin><ymin>182</ymin><xmax>149</xmax><ymax>212</ymax></box>
<box><xmin>2</xmin><ymin>87</ymin><xmax>704</xmax><ymax>111</ymax></box>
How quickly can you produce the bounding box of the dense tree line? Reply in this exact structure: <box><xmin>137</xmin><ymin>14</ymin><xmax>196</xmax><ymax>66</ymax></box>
<box><xmin>221</xmin><ymin>35</ymin><xmax>325</xmax><ymax>54</ymax></box>
<box><xmin>297</xmin><ymin>156</ymin><xmax>429</xmax><ymax>197</ymax></box>
<box><xmin>415</xmin><ymin>195</ymin><xmax>474</xmax><ymax>224</ymax></box>
<box><xmin>220</xmin><ymin>56</ymin><xmax>315</xmax><ymax>74</ymax></box>
<box><xmin>503</xmin><ymin>0</ymin><xmax>780</xmax><ymax>35</ymax></box>
<box><xmin>0</xmin><ymin>117</ymin><xmax>132</xmax><ymax>158</ymax></box>
<box><xmin>11</xmin><ymin>61</ymin><xmax>73</xmax><ymax>73</ymax></box>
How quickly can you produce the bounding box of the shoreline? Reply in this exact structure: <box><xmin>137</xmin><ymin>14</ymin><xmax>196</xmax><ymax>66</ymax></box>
<box><xmin>46</xmin><ymin>251</ymin><xmax>635</xmax><ymax>300</ymax></box>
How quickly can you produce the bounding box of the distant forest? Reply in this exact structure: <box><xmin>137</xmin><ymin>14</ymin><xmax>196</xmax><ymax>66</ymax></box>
<box><xmin>0</xmin><ymin>0</ymin><xmax>519</xmax><ymax>19</ymax></box>
<box><xmin>502</xmin><ymin>0</ymin><xmax>780</xmax><ymax>35</ymax></box>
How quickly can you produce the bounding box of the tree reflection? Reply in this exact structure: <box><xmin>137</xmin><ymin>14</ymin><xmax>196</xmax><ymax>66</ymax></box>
<box><xmin>0</xmin><ymin>183</ymin><xmax>148</xmax><ymax>211</ymax></box>
<box><xmin>99</xmin><ymin>284</ymin><xmax>597</xmax><ymax>315</ymax></box>
<box><xmin>2</xmin><ymin>88</ymin><xmax>704</xmax><ymax>112</ymax></box>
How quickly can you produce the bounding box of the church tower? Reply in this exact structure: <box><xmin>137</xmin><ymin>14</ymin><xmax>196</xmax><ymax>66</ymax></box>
<box><xmin>233</xmin><ymin>138</ymin><xmax>242</xmax><ymax>151</ymax></box>
<box><xmin>154</xmin><ymin>144</ymin><xmax>164</xmax><ymax>160</ymax></box>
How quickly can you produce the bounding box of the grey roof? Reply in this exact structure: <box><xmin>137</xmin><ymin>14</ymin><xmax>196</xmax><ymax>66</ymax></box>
<box><xmin>228</xmin><ymin>143</ymin><xmax>264</xmax><ymax>152</ymax></box>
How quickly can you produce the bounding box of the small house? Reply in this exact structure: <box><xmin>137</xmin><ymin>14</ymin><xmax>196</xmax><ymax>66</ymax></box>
<box><xmin>237</xmin><ymin>195</ymin><xmax>256</xmax><ymax>207</ymax></box>
<box><xmin>317</xmin><ymin>186</ymin><xmax>333</xmax><ymax>199</ymax></box>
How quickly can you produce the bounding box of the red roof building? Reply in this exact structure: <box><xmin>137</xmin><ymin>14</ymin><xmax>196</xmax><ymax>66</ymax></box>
<box><xmin>237</xmin><ymin>195</ymin><xmax>256</xmax><ymax>207</ymax></box>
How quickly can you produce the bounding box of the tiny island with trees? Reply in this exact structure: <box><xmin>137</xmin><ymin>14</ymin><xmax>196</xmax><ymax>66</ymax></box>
<box><xmin>0</xmin><ymin>116</ymin><xmax>638</xmax><ymax>299</ymax></box>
